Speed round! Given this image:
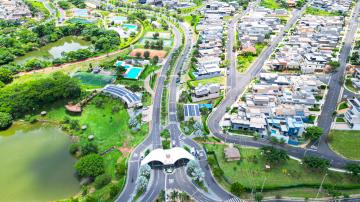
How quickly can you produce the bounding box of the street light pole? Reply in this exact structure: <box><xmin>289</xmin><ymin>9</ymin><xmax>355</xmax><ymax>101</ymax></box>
<box><xmin>260</xmin><ymin>177</ymin><xmax>267</xmax><ymax>193</ymax></box>
<box><xmin>316</xmin><ymin>172</ymin><xmax>328</xmax><ymax>199</ymax></box>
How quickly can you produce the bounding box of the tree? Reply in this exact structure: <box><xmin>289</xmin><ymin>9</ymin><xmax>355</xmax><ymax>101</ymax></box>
<box><xmin>151</xmin><ymin>56</ymin><xmax>159</xmax><ymax>65</ymax></box>
<box><xmin>305</xmin><ymin>126</ymin><xmax>323</xmax><ymax>141</ymax></box>
<box><xmin>94</xmin><ymin>174</ymin><xmax>111</xmax><ymax>189</ymax></box>
<box><xmin>144</xmin><ymin>40</ymin><xmax>150</xmax><ymax>49</ymax></box>
<box><xmin>135</xmin><ymin>52</ymin><xmax>142</xmax><ymax>59</ymax></box>
<box><xmin>328</xmin><ymin>61</ymin><xmax>340</xmax><ymax>70</ymax></box>
<box><xmin>95</xmin><ymin>37</ymin><xmax>112</xmax><ymax>52</ymax></box>
<box><xmin>109</xmin><ymin>183</ymin><xmax>120</xmax><ymax>198</ymax></box>
<box><xmin>116</xmin><ymin>161</ymin><xmax>126</xmax><ymax>177</ymax></box>
<box><xmin>0</xmin><ymin>112</ymin><xmax>12</xmax><ymax>130</ymax></box>
<box><xmin>345</xmin><ymin>163</ymin><xmax>360</xmax><ymax>176</ymax></box>
<box><xmin>139</xmin><ymin>164</ymin><xmax>151</xmax><ymax>178</ymax></box>
<box><xmin>0</xmin><ymin>68</ymin><xmax>13</xmax><ymax>84</ymax></box>
<box><xmin>191</xmin><ymin>167</ymin><xmax>204</xmax><ymax>182</ymax></box>
<box><xmin>230</xmin><ymin>182</ymin><xmax>245</xmax><ymax>196</ymax></box>
<box><xmin>260</xmin><ymin>146</ymin><xmax>289</xmax><ymax>165</ymax></box>
<box><xmin>186</xmin><ymin>160</ymin><xmax>198</xmax><ymax>174</ymax></box>
<box><xmin>136</xmin><ymin>175</ymin><xmax>149</xmax><ymax>192</ymax></box>
<box><xmin>170</xmin><ymin>190</ymin><xmax>178</xmax><ymax>202</ymax></box>
<box><xmin>81</xmin><ymin>142</ymin><xmax>98</xmax><ymax>156</ymax></box>
<box><xmin>130</xmin><ymin>32</ymin><xmax>136</xmax><ymax>38</ymax></box>
<box><xmin>58</xmin><ymin>0</ymin><xmax>70</xmax><ymax>9</ymax></box>
<box><xmin>212</xmin><ymin>167</ymin><xmax>224</xmax><ymax>179</ymax></box>
<box><xmin>75</xmin><ymin>154</ymin><xmax>105</xmax><ymax>178</ymax></box>
<box><xmin>144</xmin><ymin>51</ymin><xmax>150</xmax><ymax>59</ymax></box>
<box><xmin>0</xmin><ymin>49</ymin><xmax>15</xmax><ymax>65</ymax></box>
<box><xmin>153</xmin><ymin>32</ymin><xmax>160</xmax><ymax>39</ymax></box>
<box><xmin>303</xmin><ymin>156</ymin><xmax>330</xmax><ymax>171</ymax></box>
<box><xmin>255</xmin><ymin>193</ymin><xmax>263</xmax><ymax>202</ymax></box>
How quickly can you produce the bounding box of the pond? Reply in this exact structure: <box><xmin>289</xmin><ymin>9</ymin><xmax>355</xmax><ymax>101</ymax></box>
<box><xmin>15</xmin><ymin>36</ymin><xmax>91</xmax><ymax>65</ymax></box>
<box><xmin>0</xmin><ymin>122</ymin><xmax>80</xmax><ymax>202</ymax></box>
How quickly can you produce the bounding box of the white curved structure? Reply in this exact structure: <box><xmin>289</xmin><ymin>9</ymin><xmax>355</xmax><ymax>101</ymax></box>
<box><xmin>141</xmin><ymin>147</ymin><xmax>195</xmax><ymax>166</ymax></box>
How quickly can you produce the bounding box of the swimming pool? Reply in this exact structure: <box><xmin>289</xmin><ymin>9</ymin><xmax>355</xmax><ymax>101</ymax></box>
<box><xmin>124</xmin><ymin>67</ymin><xmax>143</xmax><ymax>79</ymax></box>
<box><xmin>122</xmin><ymin>24</ymin><xmax>138</xmax><ymax>30</ymax></box>
<box><xmin>115</xmin><ymin>60</ymin><xmax>124</xmax><ymax>67</ymax></box>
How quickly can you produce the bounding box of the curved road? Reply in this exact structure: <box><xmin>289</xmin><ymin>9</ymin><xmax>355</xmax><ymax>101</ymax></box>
<box><xmin>208</xmin><ymin>1</ymin><xmax>360</xmax><ymax>170</ymax></box>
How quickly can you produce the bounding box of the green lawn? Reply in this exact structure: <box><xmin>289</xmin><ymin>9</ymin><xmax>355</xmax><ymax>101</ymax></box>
<box><xmin>237</xmin><ymin>43</ymin><xmax>266</xmax><ymax>72</ymax></box>
<box><xmin>188</xmin><ymin>76</ymin><xmax>225</xmax><ymax>87</ymax></box>
<box><xmin>336</xmin><ymin>117</ymin><xmax>345</xmax><ymax>123</ymax></box>
<box><xmin>42</xmin><ymin>96</ymin><xmax>148</xmax><ymax>149</ymax></box>
<box><xmin>305</xmin><ymin>7</ymin><xmax>342</xmax><ymax>16</ymax></box>
<box><xmin>260</xmin><ymin>0</ymin><xmax>281</xmax><ymax>9</ymax></box>
<box><xmin>338</xmin><ymin>102</ymin><xmax>349</xmax><ymax>110</ymax></box>
<box><xmin>237</xmin><ymin>55</ymin><xmax>254</xmax><ymax>72</ymax></box>
<box><xmin>139</xmin><ymin>65</ymin><xmax>161</xmax><ymax>80</ymax></box>
<box><xmin>205</xmin><ymin>144</ymin><xmax>357</xmax><ymax>195</ymax></box>
<box><xmin>329</xmin><ymin>130</ymin><xmax>360</xmax><ymax>160</ymax></box>
<box><xmin>25</xmin><ymin>0</ymin><xmax>50</xmax><ymax>18</ymax></box>
<box><xmin>345</xmin><ymin>78</ymin><xmax>358</xmax><ymax>93</ymax></box>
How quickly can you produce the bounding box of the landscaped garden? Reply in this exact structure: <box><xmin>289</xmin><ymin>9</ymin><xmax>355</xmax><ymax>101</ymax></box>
<box><xmin>237</xmin><ymin>43</ymin><xmax>266</xmax><ymax>72</ymax></box>
<box><xmin>328</xmin><ymin>130</ymin><xmax>360</xmax><ymax>160</ymax></box>
<box><xmin>204</xmin><ymin>144</ymin><xmax>360</xmax><ymax>199</ymax></box>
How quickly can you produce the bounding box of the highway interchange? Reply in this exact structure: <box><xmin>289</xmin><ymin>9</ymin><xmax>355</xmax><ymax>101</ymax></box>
<box><xmin>117</xmin><ymin>0</ymin><xmax>360</xmax><ymax>201</ymax></box>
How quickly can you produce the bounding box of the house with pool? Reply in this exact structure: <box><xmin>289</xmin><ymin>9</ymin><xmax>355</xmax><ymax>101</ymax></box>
<box><xmin>115</xmin><ymin>60</ymin><xmax>144</xmax><ymax>80</ymax></box>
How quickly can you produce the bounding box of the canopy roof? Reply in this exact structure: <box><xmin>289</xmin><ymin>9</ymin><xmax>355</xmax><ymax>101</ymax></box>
<box><xmin>141</xmin><ymin>147</ymin><xmax>195</xmax><ymax>166</ymax></box>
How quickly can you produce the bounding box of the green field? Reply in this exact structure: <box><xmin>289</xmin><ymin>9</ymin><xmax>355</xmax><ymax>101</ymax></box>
<box><xmin>205</xmin><ymin>144</ymin><xmax>358</xmax><ymax>197</ymax></box>
<box><xmin>305</xmin><ymin>7</ymin><xmax>342</xmax><ymax>16</ymax></box>
<box><xmin>329</xmin><ymin>130</ymin><xmax>360</xmax><ymax>160</ymax></box>
<box><xmin>260</xmin><ymin>0</ymin><xmax>281</xmax><ymax>9</ymax></box>
<box><xmin>188</xmin><ymin>76</ymin><xmax>225</xmax><ymax>87</ymax></box>
<box><xmin>237</xmin><ymin>43</ymin><xmax>266</xmax><ymax>72</ymax></box>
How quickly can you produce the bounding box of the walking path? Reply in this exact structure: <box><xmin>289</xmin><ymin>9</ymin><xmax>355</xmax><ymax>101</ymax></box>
<box><xmin>143</xmin><ymin>69</ymin><xmax>161</xmax><ymax>97</ymax></box>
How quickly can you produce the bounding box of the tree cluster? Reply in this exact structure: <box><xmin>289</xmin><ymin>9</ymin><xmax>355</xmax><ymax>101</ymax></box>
<box><xmin>0</xmin><ymin>72</ymin><xmax>81</xmax><ymax>122</ymax></box>
<box><xmin>260</xmin><ymin>146</ymin><xmax>289</xmax><ymax>166</ymax></box>
<box><xmin>303</xmin><ymin>156</ymin><xmax>330</xmax><ymax>171</ymax></box>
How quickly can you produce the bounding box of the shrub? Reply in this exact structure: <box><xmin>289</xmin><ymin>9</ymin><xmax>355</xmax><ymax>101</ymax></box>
<box><xmin>303</xmin><ymin>156</ymin><xmax>330</xmax><ymax>171</ymax></box>
<box><xmin>69</xmin><ymin>143</ymin><xmax>79</xmax><ymax>155</ymax></box>
<box><xmin>81</xmin><ymin>142</ymin><xmax>98</xmax><ymax>156</ymax></box>
<box><xmin>75</xmin><ymin>154</ymin><xmax>105</xmax><ymax>178</ymax></box>
<box><xmin>0</xmin><ymin>112</ymin><xmax>12</xmax><ymax>130</ymax></box>
<box><xmin>230</xmin><ymin>182</ymin><xmax>245</xmax><ymax>196</ymax></box>
<box><xmin>94</xmin><ymin>174</ymin><xmax>111</xmax><ymax>189</ymax></box>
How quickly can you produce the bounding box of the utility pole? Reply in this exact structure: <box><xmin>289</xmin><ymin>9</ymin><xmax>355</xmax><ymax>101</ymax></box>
<box><xmin>316</xmin><ymin>173</ymin><xmax>328</xmax><ymax>199</ymax></box>
<box><xmin>260</xmin><ymin>177</ymin><xmax>267</xmax><ymax>193</ymax></box>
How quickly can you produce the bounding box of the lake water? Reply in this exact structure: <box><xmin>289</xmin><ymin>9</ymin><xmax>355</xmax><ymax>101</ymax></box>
<box><xmin>15</xmin><ymin>36</ymin><xmax>91</xmax><ymax>64</ymax></box>
<box><xmin>0</xmin><ymin>122</ymin><xmax>80</xmax><ymax>202</ymax></box>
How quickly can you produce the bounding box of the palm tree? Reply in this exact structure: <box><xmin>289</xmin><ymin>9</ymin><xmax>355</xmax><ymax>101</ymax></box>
<box><xmin>170</xmin><ymin>190</ymin><xmax>178</xmax><ymax>202</ymax></box>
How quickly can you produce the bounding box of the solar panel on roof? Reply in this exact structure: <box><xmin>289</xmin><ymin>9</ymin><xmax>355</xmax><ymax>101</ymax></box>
<box><xmin>184</xmin><ymin>105</ymin><xmax>189</xmax><ymax>116</ymax></box>
<box><xmin>189</xmin><ymin>105</ymin><xmax>194</xmax><ymax>116</ymax></box>
<box><xmin>195</xmin><ymin>105</ymin><xmax>200</xmax><ymax>116</ymax></box>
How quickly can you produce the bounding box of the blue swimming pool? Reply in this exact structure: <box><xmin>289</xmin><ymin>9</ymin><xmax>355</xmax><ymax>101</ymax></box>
<box><xmin>115</xmin><ymin>61</ymin><xmax>123</xmax><ymax>67</ymax></box>
<box><xmin>124</xmin><ymin>67</ymin><xmax>143</xmax><ymax>79</ymax></box>
<box><xmin>122</xmin><ymin>24</ymin><xmax>138</xmax><ymax>30</ymax></box>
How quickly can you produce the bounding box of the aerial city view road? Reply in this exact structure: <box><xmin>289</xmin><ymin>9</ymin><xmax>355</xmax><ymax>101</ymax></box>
<box><xmin>0</xmin><ymin>0</ymin><xmax>360</xmax><ymax>201</ymax></box>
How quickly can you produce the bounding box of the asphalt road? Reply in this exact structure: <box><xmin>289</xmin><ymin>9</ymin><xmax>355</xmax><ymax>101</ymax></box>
<box><xmin>116</xmin><ymin>18</ymin><xmax>182</xmax><ymax>202</ymax></box>
<box><xmin>208</xmin><ymin>1</ymin><xmax>360</xmax><ymax>169</ymax></box>
<box><xmin>226</xmin><ymin>1</ymin><xmax>259</xmax><ymax>90</ymax></box>
<box><xmin>166</xmin><ymin>21</ymin><xmax>239</xmax><ymax>201</ymax></box>
<box><xmin>316</xmin><ymin>1</ymin><xmax>360</xmax><ymax>158</ymax></box>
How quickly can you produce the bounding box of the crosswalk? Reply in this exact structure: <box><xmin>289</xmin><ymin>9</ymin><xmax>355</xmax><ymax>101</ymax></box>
<box><xmin>224</xmin><ymin>197</ymin><xmax>243</xmax><ymax>202</ymax></box>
